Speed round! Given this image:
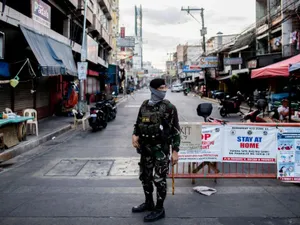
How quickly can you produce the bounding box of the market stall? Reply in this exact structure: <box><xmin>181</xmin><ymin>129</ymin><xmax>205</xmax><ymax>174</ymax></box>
<box><xmin>251</xmin><ymin>54</ymin><xmax>300</xmax><ymax>122</ymax></box>
<box><xmin>0</xmin><ymin>116</ymin><xmax>33</xmax><ymax>149</ymax></box>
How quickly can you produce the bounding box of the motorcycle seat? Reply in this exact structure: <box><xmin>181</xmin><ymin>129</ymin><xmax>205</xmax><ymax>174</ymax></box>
<box><xmin>95</xmin><ymin>101</ymin><xmax>106</xmax><ymax>106</ymax></box>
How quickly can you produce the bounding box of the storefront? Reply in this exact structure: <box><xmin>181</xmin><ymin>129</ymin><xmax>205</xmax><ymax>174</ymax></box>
<box><xmin>19</xmin><ymin>25</ymin><xmax>78</xmax><ymax>118</ymax></box>
<box><xmin>85</xmin><ymin>69</ymin><xmax>100</xmax><ymax>103</ymax></box>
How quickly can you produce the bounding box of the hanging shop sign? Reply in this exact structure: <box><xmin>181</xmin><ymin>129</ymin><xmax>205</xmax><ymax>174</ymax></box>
<box><xmin>247</xmin><ymin>59</ymin><xmax>257</xmax><ymax>69</ymax></box>
<box><xmin>31</xmin><ymin>0</ymin><xmax>51</xmax><ymax>28</ymax></box>
<box><xmin>199</xmin><ymin>57</ymin><xmax>218</xmax><ymax>68</ymax></box>
<box><xmin>182</xmin><ymin>65</ymin><xmax>201</xmax><ymax>73</ymax></box>
<box><xmin>117</xmin><ymin>36</ymin><xmax>135</xmax><ymax>47</ymax></box>
<box><xmin>224</xmin><ymin>57</ymin><xmax>243</xmax><ymax>65</ymax></box>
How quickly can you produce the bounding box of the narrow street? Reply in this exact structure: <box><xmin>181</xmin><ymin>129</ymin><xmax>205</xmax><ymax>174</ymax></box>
<box><xmin>0</xmin><ymin>89</ymin><xmax>299</xmax><ymax>225</ymax></box>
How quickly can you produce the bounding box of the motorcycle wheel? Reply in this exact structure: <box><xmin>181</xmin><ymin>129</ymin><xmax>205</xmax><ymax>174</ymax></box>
<box><xmin>102</xmin><ymin>121</ymin><xmax>108</xmax><ymax>129</ymax></box>
<box><xmin>92</xmin><ymin>126</ymin><xmax>98</xmax><ymax>132</ymax></box>
<box><xmin>111</xmin><ymin>112</ymin><xmax>116</xmax><ymax>120</ymax></box>
<box><xmin>220</xmin><ymin>107</ymin><xmax>227</xmax><ymax>117</ymax></box>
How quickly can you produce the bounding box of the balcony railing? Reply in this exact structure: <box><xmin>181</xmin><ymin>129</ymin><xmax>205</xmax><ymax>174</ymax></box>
<box><xmin>98</xmin><ymin>0</ymin><xmax>112</xmax><ymax>20</ymax></box>
<box><xmin>101</xmin><ymin>25</ymin><xmax>111</xmax><ymax>46</ymax></box>
<box><xmin>79</xmin><ymin>0</ymin><xmax>94</xmax><ymax>25</ymax></box>
<box><xmin>92</xmin><ymin>15</ymin><xmax>101</xmax><ymax>34</ymax></box>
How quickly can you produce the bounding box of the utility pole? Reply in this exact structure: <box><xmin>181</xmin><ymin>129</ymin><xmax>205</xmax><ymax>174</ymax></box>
<box><xmin>167</xmin><ymin>53</ymin><xmax>173</xmax><ymax>85</ymax></box>
<box><xmin>181</xmin><ymin>7</ymin><xmax>207</xmax><ymax>55</ymax></box>
<box><xmin>79</xmin><ymin>0</ymin><xmax>88</xmax><ymax>108</ymax></box>
<box><xmin>181</xmin><ymin>6</ymin><xmax>207</xmax><ymax>96</ymax></box>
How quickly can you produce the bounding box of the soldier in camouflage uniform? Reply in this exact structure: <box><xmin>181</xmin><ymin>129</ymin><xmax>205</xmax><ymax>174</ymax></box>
<box><xmin>132</xmin><ymin>78</ymin><xmax>180</xmax><ymax>222</ymax></box>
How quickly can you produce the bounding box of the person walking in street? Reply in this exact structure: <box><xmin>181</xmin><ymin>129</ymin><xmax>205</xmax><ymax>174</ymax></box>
<box><xmin>131</xmin><ymin>78</ymin><xmax>181</xmax><ymax>222</ymax></box>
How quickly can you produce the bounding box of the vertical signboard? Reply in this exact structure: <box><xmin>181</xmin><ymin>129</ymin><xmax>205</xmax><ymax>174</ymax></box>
<box><xmin>277</xmin><ymin>127</ymin><xmax>300</xmax><ymax>182</ymax></box>
<box><xmin>31</xmin><ymin>0</ymin><xmax>51</xmax><ymax>28</ymax></box>
<box><xmin>77</xmin><ymin>62</ymin><xmax>88</xmax><ymax>80</ymax></box>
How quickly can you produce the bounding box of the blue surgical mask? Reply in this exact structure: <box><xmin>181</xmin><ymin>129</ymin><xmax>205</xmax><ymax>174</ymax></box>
<box><xmin>148</xmin><ymin>87</ymin><xmax>166</xmax><ymax>106</ymax></box>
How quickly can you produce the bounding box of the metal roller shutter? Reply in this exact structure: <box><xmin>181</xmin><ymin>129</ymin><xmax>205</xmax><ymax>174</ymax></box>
<box><xmin>0</xmin><ymin>84</ymin><xmax>11</xmax><ymax>112</ymax></box>
<box><xmin>36</xmin><ymin>77</ymin><xmax>50</xmax><ymax>118</ymax></box>
<box><xmin>14</xmin><ymin>81</ymin><xmax>34</xmax><ymax>112</ymax></box>
<box><xmin>36</xmin><ymin>77</ymin><xmax>50</xmax><ymax>108</ymax></box>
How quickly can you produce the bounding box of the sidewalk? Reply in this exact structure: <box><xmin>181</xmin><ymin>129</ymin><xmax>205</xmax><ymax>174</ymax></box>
<box><xmin>0</xmin><ymin>116</ymin><xmax>73</xmax><ymax>162</ymax></box>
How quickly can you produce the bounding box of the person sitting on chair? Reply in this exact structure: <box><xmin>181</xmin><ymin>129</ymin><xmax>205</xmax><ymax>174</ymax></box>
<box><xmin>278</xmin><ymin>99</ymin><xmax>290</xmax><ymax>121</ymax></box>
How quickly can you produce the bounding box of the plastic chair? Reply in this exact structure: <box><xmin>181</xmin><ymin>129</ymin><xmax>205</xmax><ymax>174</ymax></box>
<box><xmin>5</xmin><ymin>108</ymin><xmax>12</xmax><ymax>113</ymax></box>
<box><xmin>72</xmin><ymin>109</ymin><xmax>89</xmax><ymax>131</ymax></box>
<box><xmin>23</xmin><ymin>109</ymin><xmax>38</xmax><ymax>136</ymax></box>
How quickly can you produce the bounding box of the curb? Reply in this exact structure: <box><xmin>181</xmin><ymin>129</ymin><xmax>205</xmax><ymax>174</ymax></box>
<box><xmin>0</xmin><ymin>124</ymin><xmax>72</xmax><ymax>162</ymax></box>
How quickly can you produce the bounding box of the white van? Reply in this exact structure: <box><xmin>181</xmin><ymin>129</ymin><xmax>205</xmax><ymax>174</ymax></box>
<box><xmin>171</xmin><ymin>84</ymin><xmax>184</xmax><ymax>92</ymax></box>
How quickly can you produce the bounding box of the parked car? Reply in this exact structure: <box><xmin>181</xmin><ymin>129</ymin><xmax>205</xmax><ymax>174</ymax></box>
<box><xmin>171</xmin><ymin>84</ymin><xmax>184</xmax><ymax>92</ymax></box>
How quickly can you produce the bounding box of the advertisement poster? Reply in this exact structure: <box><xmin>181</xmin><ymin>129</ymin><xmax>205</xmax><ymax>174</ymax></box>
<box><xmin>223</xmin><ymin>125</ymin><xmax>277</xmax><ymax>163</ymax></box>
<box><xmin>277</xmin><ymin>127</ymin><xmax>300</xmax><ymax>182</ymax></box>
<box><xmin>179</xmin><ymin>125</ymin><xmax>223</xmax><ymax>163</ymax></box>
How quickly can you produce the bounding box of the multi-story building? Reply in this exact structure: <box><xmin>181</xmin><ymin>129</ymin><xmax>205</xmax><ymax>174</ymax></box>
<box><xmin>206</xmin><ymin>32</ymin><xmax>237</xmax><ymax>56</ymax></box>
<box><xmin>256</xmin><ymin>0</ymin><xmax>300</xmax><ymax>57</ymax></box>
<box><xmin>176</xmin><ymin>44</ymin><xmax>185</xmax><ymax>74</ymax></box>
<box><xmin>183</xmin><ymin>45</ymin><xmax>202</xmax><ymax>65</ymax></box>
<box><xmin>0</xmin><ymin>0</ymin><xmax>116</xmax><ymax>119</ymax></box>
<box><xmin>109</xmin><ymin>0</ymin><xmax>119</xmax><ymax>65</ymax></box>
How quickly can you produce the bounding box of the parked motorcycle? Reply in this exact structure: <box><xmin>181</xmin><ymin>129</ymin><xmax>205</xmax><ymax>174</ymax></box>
<box><xmin>97</xmin><ymin>93</ymin><xmax>118</xmax><ymax>122</ymax></box>
<box><xmin>88</xmin><ymin>102</ymin><xmax>108</xmax><ymax>132</ymax></box>
<box><xmin>219</xmin><ymin>91</ymin><xmax>244</xmax><ymax>117</ymax></box>
<box><xmin>183</xmin><ymin>89</ymin><xmax>188</xmax><ymax>96</ymax></box>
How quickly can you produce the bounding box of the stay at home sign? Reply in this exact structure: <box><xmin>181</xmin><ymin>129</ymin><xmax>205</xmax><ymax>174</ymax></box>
<box><xmin>223</xmin><ymin>125</ymin><xmax>277</xmax><ymax>163</ymax></box>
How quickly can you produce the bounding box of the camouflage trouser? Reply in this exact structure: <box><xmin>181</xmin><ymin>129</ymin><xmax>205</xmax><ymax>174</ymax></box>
<box><xmin>139</xmin><ymin>143</ymin><xmax>170</xmax><ymax>207</ymax></box>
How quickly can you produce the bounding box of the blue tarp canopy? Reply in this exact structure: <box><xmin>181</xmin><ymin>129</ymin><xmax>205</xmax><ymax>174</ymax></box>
<box><xmin>289</xmin><ymin>63</ymin><xmax>300</xmax><ymax>73</ymax></box>
<box><xmin>20</xmin><ymin>25</ymin><xmax>77</xmax><ymax>76</ymax></box>
<box><xmin>0</xmin><ymin>62</ymin><xmax>10</xmax><ymax>77</ymax></box>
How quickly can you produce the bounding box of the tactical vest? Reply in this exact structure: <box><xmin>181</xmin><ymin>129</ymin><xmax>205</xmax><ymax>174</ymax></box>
<box><xmin>138</xmin><ymin>100</ymin><xmax>170</xmax><ymax>142</ymax></box>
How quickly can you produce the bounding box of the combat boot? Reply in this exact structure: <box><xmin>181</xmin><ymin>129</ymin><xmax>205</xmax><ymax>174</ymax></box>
<box><xmin>132</xmin><ymin>194</ymin><xmax>154</xmax><ymax>213</ymax></box>
<box><xmin>144</xmin><ymin>208</ymin><xmax>165</xmax><ymax>222</ymax></box>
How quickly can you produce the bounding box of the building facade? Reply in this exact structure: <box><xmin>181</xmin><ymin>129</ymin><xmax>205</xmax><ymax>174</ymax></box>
<box><xmin>0</xmin><ymin>0</ymin><xmax>117</xmax><ymax>119</ymax></box>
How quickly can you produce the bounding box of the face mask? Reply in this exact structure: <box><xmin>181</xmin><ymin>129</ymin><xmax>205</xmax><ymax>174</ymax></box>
<box><xmin>149</xmin><ymin>87</ymin><xmax>166</xmax><ymax>105</ymax></box>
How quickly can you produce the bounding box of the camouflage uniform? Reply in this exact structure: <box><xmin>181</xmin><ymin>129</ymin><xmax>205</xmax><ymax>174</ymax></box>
<box><xmin>133</xmin><ymin>99</ymin><xmax>180</xmax><ymax>208</ymax></box>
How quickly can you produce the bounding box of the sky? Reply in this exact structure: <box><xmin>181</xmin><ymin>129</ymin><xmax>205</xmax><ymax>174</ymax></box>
<box><xmin>119</xmin><ymin>0</ymin><xmax>256</xmax><ymax>70</ymax></box>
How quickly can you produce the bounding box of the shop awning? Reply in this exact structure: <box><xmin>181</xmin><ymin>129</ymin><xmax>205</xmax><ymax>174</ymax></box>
<box><xmin>20</xmin><ymin>25</ymin><xmax>77</xmax><ymax>76</ymax></box>
<box><xmin>251</xmin><ymin>54</ymin><xmax>300</xmax><ymax>79</ymax></box>
<box><xmin>289</xmin><ymin>63</ymin><xmax>300</xmax><ymax>73</ymax></box>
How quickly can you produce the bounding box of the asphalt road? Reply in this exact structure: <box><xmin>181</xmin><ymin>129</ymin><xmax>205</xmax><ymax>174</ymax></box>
<box><xmin>0</xmin><ymin>88</ymin><xmax>299</xmax><ymax>225</ymax></box>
